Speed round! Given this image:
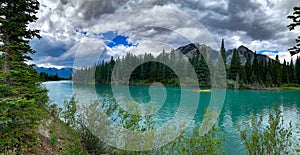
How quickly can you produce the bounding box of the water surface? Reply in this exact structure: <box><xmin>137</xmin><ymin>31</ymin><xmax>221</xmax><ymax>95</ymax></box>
<box><xmin>43</xmin><ymin>81</ymin><xmax>300</xmax><ymax>154</ymax></box>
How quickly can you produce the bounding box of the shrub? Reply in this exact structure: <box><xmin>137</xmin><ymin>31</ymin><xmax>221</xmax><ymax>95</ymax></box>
<box><xmin>238</xmin><ymin>105</ymin><xmax>293</xmax><ymax>155</ymax></box>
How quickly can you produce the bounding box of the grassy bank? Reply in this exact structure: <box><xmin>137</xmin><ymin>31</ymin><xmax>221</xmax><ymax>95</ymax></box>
<box><xmin>37</xmin><ymin>109</ymin><xmax>85</xmax><ymax>154</ymax></box>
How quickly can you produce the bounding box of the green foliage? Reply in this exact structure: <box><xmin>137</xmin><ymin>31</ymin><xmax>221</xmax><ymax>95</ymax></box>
<box><xmin>229</xmin><ymin>48</ymin><xmax>241</xmax><ymax>81</ymax></box>
<box><xmin>62</xmin><ymin>95</ymin><xmax>77</xmax><ymax>127</ymax></box>
<box><xmin>61</xmin><ymin>95</ymin><xmax>225</xmax><ymax>155</ymax></box>
<box><xmin>0</xmin><ymin>1</ymin><xmax>49</xmax><ymax>153</ymax></box>
<box><xmin>296</xmin><ymin>56</ymin><xmax>300</xmax><ymax>84</ymax></box>
<box><xmin>245</xmin><ymin>54</ymin><xmax>252</xmax><ymax>84</ymax></box>
<box><xmin>220</xmin><ymin>38</ymin><xmax>227</xmax><ymax>65</ymax></box>
<box><xmin>155</xmin><ymin>123</ymin><xmax>225</xmax><ymax>155</ymax></box>
<box><xmin>238</xmin><ymin>105</ymin><xmax>293</xmax><ymax>155</ymax></box>
<box><xmin>39</xmin><ymin>72</ymin><xmax>69</xmax><ymax>82</ymax></box>
<box><xmin>0</xmin><ymin>97</ymin><xmax>42</xmax><ymax>153</ymax></box>
<box><xmin>46</xmin><ymin>103</ymin><xmax>62</xmax><ymax>118</ymax></box>
<box><xmin>287</xmin><ymin>6</ymin><xmax>300</xmax><ymax>56</ymax></box>
<box><xmin>49</xmin><ymin>134</ymin><xmax>58</xmax><ymax>148</ymax></box>
<box><xmin>73</xmin><ymin>48</ymin><xmax>211</xmax><ymax>87</ymax></box>
<box><xmin>44</xmin><ymin>110</ymin><xmax>86</xmax><ymax>154</ymax></box>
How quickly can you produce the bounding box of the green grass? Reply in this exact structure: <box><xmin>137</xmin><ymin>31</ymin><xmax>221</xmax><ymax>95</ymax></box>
<box><xmin>280</xmin><ymin>86</ymin><xmax>300</xmax><ymax>90</ymax></box>
<box><xmin>39</xmin><ymin>110</ymin><xmax>86</xmax><ymax>154</ymax></box>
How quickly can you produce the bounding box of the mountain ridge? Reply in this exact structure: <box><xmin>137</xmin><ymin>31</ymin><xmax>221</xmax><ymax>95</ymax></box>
<box><xmin>175</xmin><ymin>43</ymin><xmax>276</xmax><ymax>64</ymax></box>
<box><xmin>34</xmin><ymin>66</ymin><xmax>73</xmax><ymax>79</ymax></box>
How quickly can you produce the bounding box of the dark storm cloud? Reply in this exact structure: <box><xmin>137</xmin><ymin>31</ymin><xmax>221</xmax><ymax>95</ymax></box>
<box><xmin>30</xmin><ymin>38</ymin><xmax>70</xmax><ymax>57</ymax></box>
<box><xmin>60</xmin><ymin>0</ymin><xmax>129</xmax><ymax>20</ymax></box>
<box><xmin>33</xmin><ymin>0</ymin><xmax>300</xmax><ymax>68</ymax></box>
<box><xmin>200</xmin><ymin>0</ymin><xmax>281</xmax><ymax>40</ymax></box>
<box><xmin>46</xmin><ymin>0</ymin><xmax>295</xmax><ymax>41</ymax></box>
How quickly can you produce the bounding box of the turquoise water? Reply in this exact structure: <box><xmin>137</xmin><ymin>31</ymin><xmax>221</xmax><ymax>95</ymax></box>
<box><xmin>43</xmin><ymin>81</ymin><xmax>300</xmax><ymax>154</ymax></box>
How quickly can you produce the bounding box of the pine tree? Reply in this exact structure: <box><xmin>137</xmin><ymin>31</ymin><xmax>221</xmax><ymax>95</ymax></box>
<box><xmin>289</xmin><ymin>59</ymin><xmax>296</xmax><ymax>83</ymax></box>
<box><xmin>245</xmin><ymin>54</ymin><xmax>252</xmax><ymax>83</ymax></box>
<box><xmin>282</xmin><ymin>59</ymin><xmax>289</xmax><ymax>84</ymax></box>
<box><xmin>214</xmin><ymin>54</ymin><xmax>227</xmax><ymax>87</ymax></box>
<box><xmin>220</xmin><ymin>39</ymin><xmax>226</xmax><ymax>65</ymax></box>
<box><xmin>265</xmin><ymin>60</ymin><xmax>273</xmax><ymax>87</ymax></box>
<box><xmin>198</xmin><ymin>48</ymin><xmax>210</xmax><ymax>86</ymax></box>
<box><xmin>287</xmin><ymin>6</ymin><xmax>300</xmax><ymax>56</ymax></box>
<box><xmin>0</xmin><ymin>0</ymin><xmax>48</xmax><ymax>152</ymax></box>
<box><xmin>296</xmin><ymin>56</ymin><xmax>300</xmax><ymax>84</ymax></box>
<box><xmin>271</xmin><ymin>55</ymin><xmax>282</xmax><ymax>86</ymax></box>
<box><xmin>251</xmin><ymin>52</ymin><xmax>259</xmax><ymax>83</ymax></box>
<box><xmin>229</xmin><ymin>49</ymin><xmax>241</xmax><ymax>81</ymax></box>
<box><xmin>0</xmin><ymin>0</ymin><xmax>42</xmax><ymax>97</ymax></box>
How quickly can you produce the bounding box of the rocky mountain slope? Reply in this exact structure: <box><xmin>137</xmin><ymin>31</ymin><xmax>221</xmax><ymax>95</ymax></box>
<box><xmin>175</xmin><ymin>43</ymin><xmax>275</xmax><ymax>64</ymax></box>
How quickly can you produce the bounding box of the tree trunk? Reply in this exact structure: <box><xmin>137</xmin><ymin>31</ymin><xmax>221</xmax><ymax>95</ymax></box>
<box><xmin>3</xmin><ymin>47</ymin><xmax>10</xmax><ymax>85</ymax></box>
<box><xmin>3</xmin><ymin>1</ymin><xmax>11</xmax><ymax>85</ymax></box>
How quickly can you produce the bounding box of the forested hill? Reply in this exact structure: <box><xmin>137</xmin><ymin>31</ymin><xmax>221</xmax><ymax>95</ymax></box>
<box><xmin>72</xmin><ymin>42</ymin><xmax>300</xmax><ymax>88</ymax></box>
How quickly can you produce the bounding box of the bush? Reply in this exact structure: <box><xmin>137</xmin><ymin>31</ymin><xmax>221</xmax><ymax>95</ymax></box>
<box><xmin>73</xmin><ymin>95</ymin><xmax>224</xmax><ymax>154</ymax></box>
<box><xmin>238</xmin><ymin>105</ymin><xmax>293</xmax><ymax>155</ymax></box>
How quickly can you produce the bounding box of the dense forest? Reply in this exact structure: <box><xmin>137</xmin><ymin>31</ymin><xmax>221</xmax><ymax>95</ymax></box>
<box><xmin>73</xmin><ymin>40</ymin><xmax>300</xmax><ymax>88</ymax></box>
<box><xmin>38</xmin><ymin>72</ymin><xmax>70</xmax><ymax>81</ymax></box>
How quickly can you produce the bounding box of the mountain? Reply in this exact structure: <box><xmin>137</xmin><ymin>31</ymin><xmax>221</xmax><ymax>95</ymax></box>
<box><xmin>175</xmin><ymin>43</ymin><xmax>275</xmax><ymax>64</ymax></box>
<box><xmin>175</xmin><ymin>43</ymin><xmax>220</xmax><ymax>61</ymax></box>
<box><xmin>34</xmin><ymin>66</ymin><xmax>73</xmax><ymax>79</ymax></box>
<box><xmin>227</xmin><ymin>45</ymin><xmax>275</xmax><ymax>64</ymax></box>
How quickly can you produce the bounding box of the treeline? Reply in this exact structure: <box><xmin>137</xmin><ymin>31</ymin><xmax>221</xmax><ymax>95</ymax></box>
<box><xmin>228</xmin><ymin>49</ymin><xmax>300</xmax><ymax>88</ymax></box>
<box><xmin>73</xmin><ymin>39</ymin><xmax>300</xmax><ymax>88</ymax></box>
<box><xmin>73</xmin><ymin>49</ymin><xmax>213</xmax><ymax>86</ymax></box>
<box><xmin>38</xmin><ymin>72</ymin><xmax>70</xmax><ymax>81</ymax></box>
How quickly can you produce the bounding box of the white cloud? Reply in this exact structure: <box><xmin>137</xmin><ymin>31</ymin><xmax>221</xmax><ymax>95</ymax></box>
<box><xmin>29</xmin><ymin>0</ymin><xmax>300</xmax><ymax>68</ymax></box>
<box><xmin>37</xmin><ymin>63</ymin><xmax>66</xmax><ymax>69</ymax></box>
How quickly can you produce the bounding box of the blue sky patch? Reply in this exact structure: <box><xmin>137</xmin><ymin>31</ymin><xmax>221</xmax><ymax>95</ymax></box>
<box><xmin>257</xmin><ymin>50</ymin><xmax>279</xmax><ymax>54</ymax></box>
<box><xmin>75</xmin><ymin>29</ymin><xmax>87</xmax><ymax>35</ymax></box>
<box><xmin>106</xmin><ymin>35</ymin><xmax>134</xmax><ymax>48</ymax></box>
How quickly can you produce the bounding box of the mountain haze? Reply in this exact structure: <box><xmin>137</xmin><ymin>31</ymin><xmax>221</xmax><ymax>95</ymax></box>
<box><xmin>34</xmin><ymin>66</ymin><xmax>73</xmax><ymax>79</ymax></box>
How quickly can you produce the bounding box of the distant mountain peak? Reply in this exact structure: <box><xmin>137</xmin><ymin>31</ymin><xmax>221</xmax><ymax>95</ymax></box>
<box><xmin>34</xmin><ymin>66</ymin><xmax>73</xmax><ymax>78</ymax></box>
<box><xmin>238</xmin><ymin>45</ymin><xmax>249</xmax><ymax>50</ymax></box>
<box><xmin>175</xmin><ymin>43</ymin><xmax>275</xmax><ymax>65</ymax></box>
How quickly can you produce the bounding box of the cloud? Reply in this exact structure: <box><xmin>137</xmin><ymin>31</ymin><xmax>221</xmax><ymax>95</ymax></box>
<box><xmin>29</xmin><ymin>0</ymin><xmax>300</xmax><ymax>68</ymax></box>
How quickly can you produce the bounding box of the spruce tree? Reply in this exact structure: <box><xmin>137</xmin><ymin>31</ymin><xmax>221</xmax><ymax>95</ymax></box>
<box><xmin>287</xmin><ymin>6</ymin><xmax>300</xmax><ymax>56</ymax></box>
<box><xmin>265</xmin><ymin>60</ymin><xmax>273</xmax><ymax>87</ymax></box>
<box><xmin>251</xmin><ymin>52</ymin><xmax>259</xmax><ymax>83</ymax></box>
<box><xmin>229</xmin><ymin>49</ymin><xmax>241</xmax><ymax>81</ymax></box>
<box><xmin>296</xmin><ymin>56</ymin><xmax>300</xmax><ymax>84</ymax></box>
<box><xmin>245</xmin><ymin>54</ymin><xmax>252</xmax><ymax>83</ymax></box>
<box><xmin>0</xmin><ymin>0</ymin><xmax>48</xmax><ymax>152</ymax></box>
<box><xmin>271</xmin><ymin>55</ymin><xmax>282</xmax><ymax>86</ymax></box>
<box><xmin>220</xmin><ymin>39</ymin><xmax>226</xmax><ymax>65</ymax></box>
<box><xmin>282</xmin><ymin>59</ymin><xmax>289</xmax><ymax>84</ymax></box>
<box><xmin>289</xmin><ymin>59</ymin><xmax>296</xmax><ymax>83</ymax></box>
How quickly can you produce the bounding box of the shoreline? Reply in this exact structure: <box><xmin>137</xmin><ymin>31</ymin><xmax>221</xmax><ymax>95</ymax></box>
<box><xmin>70</xmin><ymin>81</ymin><xmax>300</xmax><ymax>91</ymax></box>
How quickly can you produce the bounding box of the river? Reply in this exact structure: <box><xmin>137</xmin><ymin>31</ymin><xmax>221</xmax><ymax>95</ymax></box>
<box><xmin>43</xmin><ymin>80</ymin><xmax>300</xmax><ymax>154</ymax></box>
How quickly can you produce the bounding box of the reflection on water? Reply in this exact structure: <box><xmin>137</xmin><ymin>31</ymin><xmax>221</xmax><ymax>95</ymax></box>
<box><xmin>43</xmin><ymin>81</ymin><xmax>300</xmax><ymax>154</ymax></box>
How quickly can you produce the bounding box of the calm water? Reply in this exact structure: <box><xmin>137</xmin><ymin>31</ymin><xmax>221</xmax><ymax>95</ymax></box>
<box><xmin>43</xmin><ymin>81</ymin><xmax>300</xmax><ymax>154</ymax></box>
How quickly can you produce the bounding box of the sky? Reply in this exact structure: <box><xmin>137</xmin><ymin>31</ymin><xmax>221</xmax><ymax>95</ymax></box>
<box><xmin>28</xmin><ymin>0</ymin><xmax>300</xmax><ymax>68</ymax></box>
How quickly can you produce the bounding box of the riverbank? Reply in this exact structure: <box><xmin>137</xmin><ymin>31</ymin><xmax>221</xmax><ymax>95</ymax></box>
<box><xmin>71</xmin><ymin>78</ymin><xmax>300</xmax><ymax>91</ymax></box>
